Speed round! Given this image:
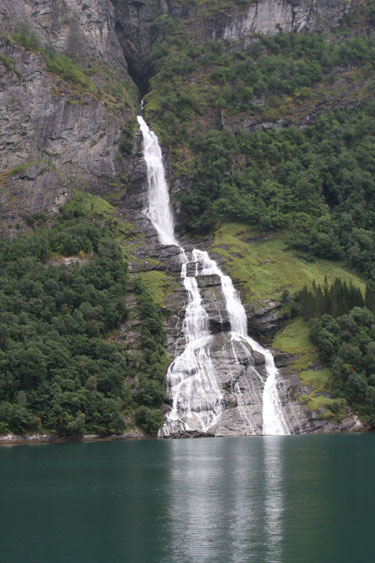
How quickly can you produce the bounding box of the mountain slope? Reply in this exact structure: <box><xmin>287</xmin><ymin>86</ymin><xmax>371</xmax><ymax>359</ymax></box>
<box><xmin>1</xmin><ymin>0</ymin><xmax>374</xmax><ymax>437</ymax></box>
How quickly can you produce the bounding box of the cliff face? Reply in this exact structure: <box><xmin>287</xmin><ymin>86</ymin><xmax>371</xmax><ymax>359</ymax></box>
<box><xmin>221</xmin><ymin>0</ymin><xmax>354</xmax><ymax>41</ymax></box>
<box><xmin>0</xmin><ymin>0</ymin><xmax>136</xmax><ymax>235</ymax></box>
<box><xmin>110</xmin><ymin>0</ymin><xmax>358</xmax><ymax>87</ymax></box>
<box><xmin>0</xmin><ymin>0</ymin><xmax>367</xmax><ymax>435</ymax></box>
<box><xmin>1</xmin><ymin>0</ymin><xmax>126</xmax><ymax>67</ymax></box>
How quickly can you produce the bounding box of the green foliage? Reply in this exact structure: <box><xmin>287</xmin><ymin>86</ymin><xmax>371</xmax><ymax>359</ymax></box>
<box><xmin>211</xmin><ymin>224</ymin><xmax>364</xmax><ymax>305</ymax></box>
<box><xmin>12</xmin><ymin>24</ymin><xmax>97</xmax><ymax>94</ymax></box>
<box><xmin>299</xmin><ymin>278</ymin><xmax>364</xmax><ymax>320</ymax></box>
<box><xmin>310</xmin><ymin>308</ymin><xmax>375</xmax><ymax>425</ymax></box>
<box><xmin>274</xmin><ymin>318</ymin><xmax>320</xmax><ymax>371</ymax></box>
<box><xmin>0</xmin><ymin>54</ymin><xmax>21</xmax><ymax>79</ymax></box>
<box><xmin>137</xmin><ymin>270</ymin><xmax>171</xmax><ymax>308</ymax></box>
<box><xmin>0</xmin><ymin>54</ymin><xmax>14</xmax><ymax>71</ymax></box>
<box><xmin>13</xmin><ymin>22</ymin><xmax>41</xmax><ymax>51</ymax></box>
<box><xmin>43</xmin><ymin>46</ymin><xmax>98</xmax><ymax>95</ymax></box>
<box><xmin>175</xmin><ymin>101</ymin><xmax>375</xmax><ymax>280</ymax></box>
<box><xmin>60</xmin><ymin>192</ymin><xmax>114</xmax><ymax>220</ymax></box>
<box><xmin>134</xmin><ymin>406</ymin><xmax>164</xmax><ymax>435</ymax></box>
<box><xmin>144</xmin><ymin>19</ymin><xmax>375</xmax><ymax>279</ymax></box>
<box><xmin>298</xmin><ymin>392</ymin><xmax>346</xmax><ymax>421</ymax></box>
<box><xmin>132</xmin><ymin>278</ymin><xmax>168</xmax><ymax>435</ymax></box>
<box><xmin>0</xmin><ymin>200</ymin><xmax>132</xmax><ymax>437</ymax></box>
<box><xmin>147</xmin><ymin>27</ymin><xmax>375</xmax><ymax>142</ymax></box>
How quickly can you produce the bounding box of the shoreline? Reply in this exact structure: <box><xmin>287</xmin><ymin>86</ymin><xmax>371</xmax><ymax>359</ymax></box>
<box><xmin>0</xmin><ymin>426</ymin><xmax>369</xmax><ymax>446</ymax></box>
<box><xmin>0</xmin><ymin>430</ymin><xmax>145</xmax><ymax>446</ymax></box>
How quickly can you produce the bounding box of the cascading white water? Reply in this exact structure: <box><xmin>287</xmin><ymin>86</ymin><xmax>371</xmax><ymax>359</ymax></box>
<box><xmin>137</xmin><ymin>115</ymin><xmax>290</xmax><ymax>436</ymax></box>
<box><xmin>137</xmin><ymin>116</ymin><xmax>178</xmax><ymax>247</ymax></box>
<box><xmin>193</xmin><ymin>250</ymin><xmax>289</xmax><ymax>435</ymax></box>
<box><xmin>162</xmin><ymin>249</ymin><xmax>225</xmax><ymax>434</ymax></box>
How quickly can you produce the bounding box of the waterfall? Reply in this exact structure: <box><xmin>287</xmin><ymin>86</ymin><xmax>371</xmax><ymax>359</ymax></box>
<box><xmin>137</xmin><ymin>116</ymin><xmax>290</xmax><ymax>436</ymax></box>
<box><xmin>137</xmin><ymin>117</ymin><xmax>178</xmax><ymax>247</ymax></box>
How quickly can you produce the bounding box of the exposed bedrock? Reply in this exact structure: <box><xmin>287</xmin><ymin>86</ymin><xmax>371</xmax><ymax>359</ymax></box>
<box><xmin>0</xmin><ymin>0</ymin><xmax>134</xmax><ymax>233</ymax></box>
<box><xmin>220</xmin><ymin>0</ymin><xmax>357</xmax><ymax>43</ymax></box>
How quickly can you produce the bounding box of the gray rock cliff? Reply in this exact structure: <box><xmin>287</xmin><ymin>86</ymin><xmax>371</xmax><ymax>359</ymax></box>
<box><xmin>0</xmin><ymin>0</ymin><xmax>136</xmax><ymax>234</ymax></box>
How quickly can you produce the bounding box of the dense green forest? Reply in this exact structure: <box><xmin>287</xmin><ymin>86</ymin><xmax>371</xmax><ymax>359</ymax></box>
<box><xmin>310</xmin><ymin>308</ymin><xmax>375</xmax><ymax>425</ymax></box>
<box><xmin>0</xmin><ymin>198</ymin><xmax>166</xmax><ymax>436</ymax></box>
<box><xmin>292</xmin><ymin>280</ymin><xmax>375</xmax><ymax>424</ymax></box>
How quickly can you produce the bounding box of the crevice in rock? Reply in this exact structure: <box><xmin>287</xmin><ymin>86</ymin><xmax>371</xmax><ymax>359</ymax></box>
<box><xmin>111</xmin><ymin>1</ymin><xmax>159</xmax><ymax>99</ymax></box>
<box><xmin>114</xmin><ymin>19</ymin><xmax>151</xmax><ymax>98</ymax></box>
<box><xmin>127</xmin><ymin>55</ymin><xmax>150</xmax><ymax>98</ymax></box>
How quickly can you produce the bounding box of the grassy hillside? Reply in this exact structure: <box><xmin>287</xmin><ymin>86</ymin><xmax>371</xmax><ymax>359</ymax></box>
<box><xmin>210</xmin><ymin>222</ymin><xmax>368</xmax><ymax>420</ymax></box>
<box><xmin>211</xmin><ymin>223</ymin><xmax>365</xmax><ymax>305</ymax></box>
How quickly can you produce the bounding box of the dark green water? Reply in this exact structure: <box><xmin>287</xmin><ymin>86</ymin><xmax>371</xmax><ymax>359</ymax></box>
<box><xmin>1</xmin><ymin>434</ymin><xmax>375</xmax><ymax>563</ymax></box>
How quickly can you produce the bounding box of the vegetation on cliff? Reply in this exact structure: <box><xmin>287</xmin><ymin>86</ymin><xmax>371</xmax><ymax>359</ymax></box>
<box><xmin>0</xmin><ymin>196</ymin><xmax>168</xmax><ymax>437</ymax></box>
<box><xmin>2</xmin><ymin>0</ymin><xmax>375</xmax><ymax>433</ymax></box>
<box><xmin>133</xmin><ymin>278</ymin><xmax>169</xmax><ymax>435</ymax></box>
<box><xmin>310</xmin><ymin>308</ymin><xmax>375</xmax><ymax>425</ymax></box>
<box><xmin>141</xmin><ymin>1</ymin><xmax>375</xmax><ymax>424</ymax></box>
<box><xmin>146</xmin><ymin>7</ymin><xmax>375</xmax><ymax>277</ymax></box>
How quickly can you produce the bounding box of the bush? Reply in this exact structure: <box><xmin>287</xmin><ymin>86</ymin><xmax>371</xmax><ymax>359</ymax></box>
<box><xmin>13</xmin><ymin>22</ymin><xmax>41</xmax><ymax>51</ymax></box>
<box><xmin>135</xmin><ymin>406</ymin><xmax>164</xmax><ymax>435</ymax></box>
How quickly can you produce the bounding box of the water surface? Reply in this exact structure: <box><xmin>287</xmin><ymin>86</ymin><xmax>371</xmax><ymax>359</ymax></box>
<box><xmin>1</xmin><ymin>434</ymin><xmax>374</xmax><ymax>562</ymax></box>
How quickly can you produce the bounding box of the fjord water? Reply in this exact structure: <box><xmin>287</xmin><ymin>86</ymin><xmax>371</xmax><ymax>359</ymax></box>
<box><xmin>1</xmin><ymin>435</ymin><xmax>375</xmax><ymax>563</ymax></box>
<box><xmin>137</xmin><ymin>116</ymin><xmax>289</xmax><ymax>436</ymax></box>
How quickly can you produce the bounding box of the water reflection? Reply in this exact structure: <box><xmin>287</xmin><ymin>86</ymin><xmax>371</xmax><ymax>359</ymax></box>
<box><xmin>263</xmin><ymin>437</ymin><xmax>284</xmax><ymax>563</ymax></box>
<box><xmin>165</xmin><ymin>437</ymin><xmax>285</xmax><ymax>563</ymax></box>
<box><xmin>2</xmin><ymin>436</ymin><xmax>375</xmax><ymax>562</ymax></box>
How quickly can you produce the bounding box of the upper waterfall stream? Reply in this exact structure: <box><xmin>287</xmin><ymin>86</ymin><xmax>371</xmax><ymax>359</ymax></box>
<box><xmin>137</xmin><ymin>116</ymin><xmax>290</xmax><ymax>436</ymax></box>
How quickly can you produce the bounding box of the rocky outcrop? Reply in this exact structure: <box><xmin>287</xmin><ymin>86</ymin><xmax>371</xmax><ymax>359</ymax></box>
<box><xmin>222</xmin><ymin>0</ymin><xmax>314</xmax><ymax>40</ymax></box>
<box><xmin>0</xmin><ymin>0</ymin><xmax>126</xmax><ymax>70</ymax></box>
<box><xmin>275</xmin><ymin>366</ymin><xmax>366</xmax><ymax>434</ymax></box>
<box><xmin>0</xmin><ymin>0</ymin><xmax>136</xmax><ymax>233</ymax></box>
<box><xmin>220</xmin><ymin>0</ymin><xmax>357</xmax><ymax>43</ymax></box>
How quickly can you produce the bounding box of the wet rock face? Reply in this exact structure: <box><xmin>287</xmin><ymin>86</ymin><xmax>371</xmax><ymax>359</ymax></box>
<box><xmin>196</xmin><ymin>275</ymin><xmax>231</xmax><ymax>334</ymax></box>
<box><xmin>0</xmin><ymin>0</ymin><xmax>134</xmax><ymax>232</ymax></box>
<box><xmin>273</xmin><ymin>366</ymin><xmax>366</xmax><ymax>434</ymax></box>
<box><xmin>160</xmin><ymin>334</ymin><xmax>269</xmax><ymax>438</ymax></box>
<box><xmin>209</xmin><ymin>335</ymin><xmax>267</xmax><ymax>436</ymax></box>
